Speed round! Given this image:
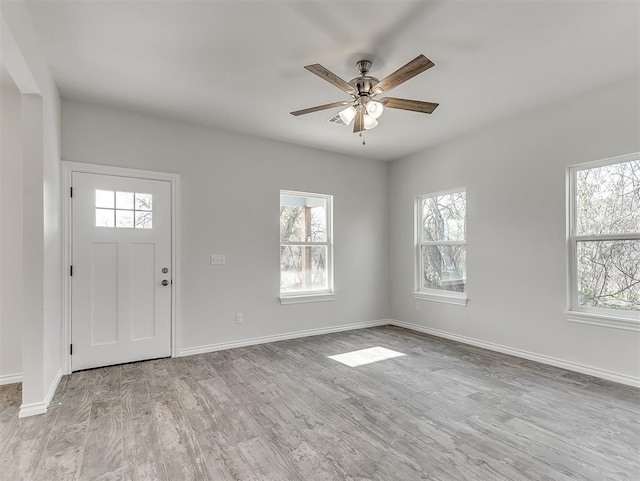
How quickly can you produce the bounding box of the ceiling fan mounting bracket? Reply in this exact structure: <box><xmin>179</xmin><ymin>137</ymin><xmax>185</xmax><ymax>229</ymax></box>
<box><xmin>355</xmin><ymin>59</ymin><xmax>372</xmax><ymax>76</ymax></box>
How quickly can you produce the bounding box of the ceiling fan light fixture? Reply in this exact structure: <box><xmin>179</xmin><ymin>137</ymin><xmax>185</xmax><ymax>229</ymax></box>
<box><xmin>366</xmin><ymin>100</ymin><xmax>384</xmax><ymax>119</ymax></box>
<box><xmin>291</xmin><ymin>54</ymin><xmax>438</xmax><ymax>140</ymax></box>
<box><xmin>363</xmin><ymin>114</ymin><xmax>378</xmax><ymax>130</ymax></box>
<box><xmin>339</xmin><ymin>106</ymin><xmax>357</xmax><ymax>125</ymax></box>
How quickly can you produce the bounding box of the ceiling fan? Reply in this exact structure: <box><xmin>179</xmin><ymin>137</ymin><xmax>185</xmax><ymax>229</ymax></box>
<box><xmin>290</xmin><ymin>54</ymin><xmax>439</xmax><ymax>135</ymax></box>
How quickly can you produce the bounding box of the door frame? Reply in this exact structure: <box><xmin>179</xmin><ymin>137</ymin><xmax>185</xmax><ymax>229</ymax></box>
<box><xmin>61</xmin><ymin>161</ymin><xmax>180</xmax><ymax>374</ymax></box>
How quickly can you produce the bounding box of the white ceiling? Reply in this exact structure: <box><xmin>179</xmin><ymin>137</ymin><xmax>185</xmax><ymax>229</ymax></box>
<box><xmin>26</xmin><ymin>0</ymin><xmax>639</xmax><ymax>161</ymax></box>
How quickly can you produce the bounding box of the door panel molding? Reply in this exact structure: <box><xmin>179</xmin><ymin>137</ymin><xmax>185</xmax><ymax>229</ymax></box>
<box><xmin>61</xmin><ymin>161</ymin><xmax>180</xmax><ymax>374</ymax></box>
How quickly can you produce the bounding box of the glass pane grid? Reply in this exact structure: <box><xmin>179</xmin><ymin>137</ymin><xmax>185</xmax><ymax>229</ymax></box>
<box><xmin>95</xmin><ymin>190</ymin><xmax>153</xmax><ymax>229</ymax></box>
<box><xmin>280</xmin><ymin>191</ymin><xmax>332</xmax><ymax>294</ymax></box>
<box><xmin>571</xmin><ymin>159</ymin><xmax>639</xmax><ymax>314</ymax></box>
<box><xmin>417</xmin><ymin>190</ymin><xmax>467</xmax><ymax>294</ymax></box>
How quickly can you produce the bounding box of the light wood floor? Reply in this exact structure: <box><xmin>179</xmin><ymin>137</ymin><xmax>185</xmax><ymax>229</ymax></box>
<box><xmin>1</xmin><ymin>326</ymin><xmax>638</xmax><ymax>480</ymax></box>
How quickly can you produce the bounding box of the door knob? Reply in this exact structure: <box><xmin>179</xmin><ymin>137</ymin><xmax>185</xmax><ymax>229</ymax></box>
<box><xmin>161</xmin><ymin>280</ymin><xmax>169</xmax><ymax>287</ymax></box>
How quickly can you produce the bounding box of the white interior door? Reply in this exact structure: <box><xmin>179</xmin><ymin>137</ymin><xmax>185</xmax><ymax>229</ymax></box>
<box><xmin>71</xmin><ymin>172</ymin><xmax>172</xmax><ymax>371</ymax></box>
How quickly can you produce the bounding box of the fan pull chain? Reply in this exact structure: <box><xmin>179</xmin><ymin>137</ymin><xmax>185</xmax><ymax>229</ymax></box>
<box><xmin>360</xmin><ymin>131</ymin><xmax>365</xmax><ymax>146</ymax></box>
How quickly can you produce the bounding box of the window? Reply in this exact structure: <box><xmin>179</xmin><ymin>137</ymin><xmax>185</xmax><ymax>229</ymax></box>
<box><xmin>95</xmin><ymin>190</ymin><xmax>153</xmax><ymax>229</ymax></box>
<box><xmin>415</xmin><ymin>189</ymin><xmax>467</xmax><ymax>305</ymax></box>
<box><xmin>568</xmin><ymin>154</ymin><xmax>639</xmax><ymax>329</ymax></box>
<box><xmin>280</xmin><ymin>190</ymin><xmax>333</xmax><ymax>303</ymax></box>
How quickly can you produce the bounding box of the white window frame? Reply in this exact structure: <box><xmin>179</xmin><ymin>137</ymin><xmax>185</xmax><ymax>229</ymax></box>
<box><xmin>279</xmin><ymin>190</ymin><xmax>334</xmax><ymax>305</ymax></box>
<box><xmin>414</xmin><ymin>188</ymin><xmax>468</xmax><ymax>306</ymax></box>
<box><xmin>566</xmin><ymin>152</ymin><xmax>640</xmax><ymax>331</ymax></box>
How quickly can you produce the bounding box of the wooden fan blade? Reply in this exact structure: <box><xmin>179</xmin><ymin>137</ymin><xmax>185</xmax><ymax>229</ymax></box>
<box><xmin>380</xmin><ymin>97</ymin><xmax>439</xmax><ymax>114</ymax></box>
<box><xmin>305</xmin><ymin>64</ymin><xmax>356</xmax><ymax>94</ymax></box>
<box><xmin>353</xmin><ymin>107</ymin><xmax>364</xmax><ymax>133</ymax></box>
<box><xmin>290</xmin><ymin>101</ymin><xmax>350</xmax><ymax>116</ymax></box>
<box><xmin>372</xmin><ymin>55</ymin><xmax>435</xmax><ymax>94</ymax></box>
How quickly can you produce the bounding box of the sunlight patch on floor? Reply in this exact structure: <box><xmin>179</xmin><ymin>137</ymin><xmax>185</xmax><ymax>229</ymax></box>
<box><xmin>328</xmin><ymin>346</ymin><xmax>406</xmax><ymax>367</ymax></box>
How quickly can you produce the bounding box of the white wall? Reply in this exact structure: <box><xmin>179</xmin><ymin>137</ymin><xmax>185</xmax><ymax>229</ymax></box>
<box><xmin>1</xmin><ymin>1</ymin><xmax>62</xmax><ymax>413</ymax></box>
<box><xmin>389</xmin><ymin>76</ymin><xmax>640</xmax><ymax>382</ymax></box>
<box><xmin>0</xmin><ymin>82</ymin><xmax>23</xmax><ymax>381</ymax></box>
<box><xmin>61</xmin><ymin>99</ymin><xmax>390</xmax><ymax>353</ymax></box>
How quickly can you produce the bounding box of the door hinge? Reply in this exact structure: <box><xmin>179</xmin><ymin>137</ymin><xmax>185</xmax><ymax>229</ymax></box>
<box><xmin>70</xmin><ymin>265</ymin><xmax>73</xmax><ymax>276</ymax></box>
<box><xmin>70</xmin><ymin>187</ymin><xmax>73</xmax><ymax>198</ymax></box>
<box><xmin>70</xmin><ymin>344</ymin><xmax>73</xmax><ymax>355</ymax></box>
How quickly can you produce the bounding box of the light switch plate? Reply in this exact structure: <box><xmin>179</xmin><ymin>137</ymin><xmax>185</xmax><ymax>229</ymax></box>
<box><xmin>210</xmin><ymin>254</ymin><xmax>225</xmax><ymax>265</ymax></box>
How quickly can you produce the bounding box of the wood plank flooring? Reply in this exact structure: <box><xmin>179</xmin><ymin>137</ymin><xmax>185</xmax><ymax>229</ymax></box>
<box><xmin>1</xmin><ymin>326</ymin><xmax>638</xmax><ymax>480</ymax></box>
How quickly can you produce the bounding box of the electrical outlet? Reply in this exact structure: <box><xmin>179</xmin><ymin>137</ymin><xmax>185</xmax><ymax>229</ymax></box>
<box><xmin>235</xmin><ymin>313</ymin><xmax>243</xmax><ymax>324</ymax></box>
<box><xmin>210</xmin><ymin>254</ymin><xmax>226</xmax><ymax>265</ymax></box>
<box><xmin>416</xmin><ymin>302</ymin><xmax>421</xmax><ymax>311</ymax></box>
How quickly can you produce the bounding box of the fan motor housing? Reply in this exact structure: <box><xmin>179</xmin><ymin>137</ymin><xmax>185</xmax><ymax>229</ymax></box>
<box><xmin>348</xmin><ymin>76</ymin><xmax>380</xmax><ymax>97</ymax></box>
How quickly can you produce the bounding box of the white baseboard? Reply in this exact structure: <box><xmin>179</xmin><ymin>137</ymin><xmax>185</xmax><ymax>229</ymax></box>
<box><xmin>390</xmin><ymin>319</ymin><xmax>640</xmax><ymax>388</ymax></box>
<box><xmin>45</xmin><ymin>368</ymin><xmax>63</xmax><ymax>407</ymax></box>
<box><xmin>178</xmin><ymin>320</ymin><xmax>389</xmax><ymax>357</ymax></box>
<box><xmin>0</xmin><ymin>372</ymin><xmax>22</xmax><ymax>386</ymax></box>
<box><xmin>18</xmin><ymin>368</ymin><xmax>63</xmax><ymax>418</ymax></box>
<box><xmin>178</xmin><ymin>318</ymin><xmax>640</xmax><ymax>388</ymax></box>
<box><xmin>18</xmin><ymin>401</ymin><xmax>47</xmax><ymax>418</ymax></box>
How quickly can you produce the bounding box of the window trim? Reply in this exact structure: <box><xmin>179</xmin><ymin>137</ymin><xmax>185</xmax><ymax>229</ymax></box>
<box><xmin>566</xmin><ymin>152</ymin><xmax>640</xmax><ymax>329</ymax></box>
<box><xmin>279</xmin><ymin>190</ymin><xmax>334</xmax><ymax>304</ymax></box>
<box><xmin>415</xmin><ymin>187</ymin><xmax>468</xmax><ymax>306</ymax></box>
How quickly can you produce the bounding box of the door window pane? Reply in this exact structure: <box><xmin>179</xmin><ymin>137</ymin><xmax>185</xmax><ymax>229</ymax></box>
<box><xmin>135</xmin><ymin>211</ymin><xmax>153</xmax><ymax>229</ymax></box>
<box><xmin>95</xmin><ymin>190</ymin><xmax>114</xmax><ymax>208</ymax></box>
<box><xmin>116</xmin><ymin>191</ymin><xmax>134</xmax><ymax>209</ymax></box>
<box><xmin>96</xmin><ymin>208</ymin><xmax>115</xmax><ymax>227</ymax></box>
<box><xmin>135</xmin><ymin>193</ymin><xmax>153</xmax><ymax>211</ymax></box>
<box><xmin>94</xmin><ymin>189</ymin><xmax>154</xmax><ymax>229</ymax></box>
<box><xmin>116</xmin><ymin>210</ymin><xmax>134</xmax><ymax>228</ymax></box>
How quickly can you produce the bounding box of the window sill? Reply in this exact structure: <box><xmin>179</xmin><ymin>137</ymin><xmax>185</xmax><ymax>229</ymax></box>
<box><xmin>414</xmin><ymin>291</ymin><xmax>468</xmax><ymax>306</ymax></box>
<box><xmin>280</xmin><ymin>293</ymin><xmax>335</xmax><ymax>305</ymax></box>
<box><xmin>565</xmin><ymin>310</ymin><xmax>640</xmax><ymax>332</ymax></box>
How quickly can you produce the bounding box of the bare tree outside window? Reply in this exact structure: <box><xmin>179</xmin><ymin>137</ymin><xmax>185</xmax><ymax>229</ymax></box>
<box><xmin>280</xmin><ymin>192</ymin><xmax>332</xmax><ymax>295</ymax></box>
<box><xmin>573</xmin><ymin>159</ymin><xmax>639</xmax><ymax>312</ymax></box>
<box><xmin>418</xmin><ymin>190</ymin><xmax>466</xmax><ymax>293</ymax></box>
